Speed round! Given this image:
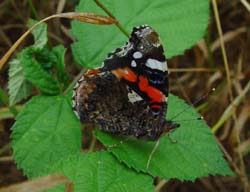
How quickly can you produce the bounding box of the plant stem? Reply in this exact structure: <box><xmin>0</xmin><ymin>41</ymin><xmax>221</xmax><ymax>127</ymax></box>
<box><xmin>94</xmin><ymin>0</ymin><xmax>129</xmax><ymax>37</ymax></box>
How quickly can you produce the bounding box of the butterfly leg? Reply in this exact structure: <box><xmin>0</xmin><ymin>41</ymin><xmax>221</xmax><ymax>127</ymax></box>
<box><xmin>146</xmin><ymin>139</ymin><xmax>160</xmax><ymax>170</ymax></box>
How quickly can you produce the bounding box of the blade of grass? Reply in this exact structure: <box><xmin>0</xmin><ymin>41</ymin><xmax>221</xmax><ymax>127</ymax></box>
<box><xmin>169</xmin><ymin>68</ymin><xmax>215</xmax><ymax>73</ymax></box>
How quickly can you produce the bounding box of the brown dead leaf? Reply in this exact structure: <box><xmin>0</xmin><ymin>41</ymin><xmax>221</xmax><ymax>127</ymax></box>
<box><xmin>0</xmin><ymin>173</ymin><xmax>73</xmax><ymax>192</ymax></box>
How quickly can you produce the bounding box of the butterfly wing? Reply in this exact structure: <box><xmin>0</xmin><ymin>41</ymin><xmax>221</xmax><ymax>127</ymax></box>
<box><xmin>101</xmin><ymin>25</ymin><xmax>169</xmax><ymax>115</ymax></box>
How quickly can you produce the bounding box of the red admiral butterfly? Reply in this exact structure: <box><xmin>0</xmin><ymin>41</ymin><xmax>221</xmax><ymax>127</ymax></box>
<box><xmin>72</xmin><ymin>25</ymin><xmax>179</xmax><ymax>141</ymax></box>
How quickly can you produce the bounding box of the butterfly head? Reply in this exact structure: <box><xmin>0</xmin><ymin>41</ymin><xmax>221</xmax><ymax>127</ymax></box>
<box><xmin>130</xmin><ymin>25</ymin><xmax>162</xmax><ymax>51</ymax></box>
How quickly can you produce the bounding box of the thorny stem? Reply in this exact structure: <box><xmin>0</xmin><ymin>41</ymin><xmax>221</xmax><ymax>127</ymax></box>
<box><xmin>94</xmin><ymin>0</ymin><xmax>130</xmax><ymax>37</ymax></box>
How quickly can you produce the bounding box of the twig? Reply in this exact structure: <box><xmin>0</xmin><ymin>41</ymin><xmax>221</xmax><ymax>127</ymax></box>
<box><xmin>169</xmin><ymin>68</ymin><xmax>215</xmax><ymax>73</ymax></box>
<box><xmin>0</xmin><ymin>174</ymin><xmax>73</xmax><ymax>192</ymax></box>
<box><xmin>0</xmin><ymin>156</ymin><xmax>13</xmax><ymax>162</ymax></box>
<box><xmin>0</xmin><ymin>12</ymin><xmax>116</xmax><ymax>70</ymax></box>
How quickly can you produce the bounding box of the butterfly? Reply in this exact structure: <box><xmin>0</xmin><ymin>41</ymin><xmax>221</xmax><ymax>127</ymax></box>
<box><xmin>72</xmin><ymin>25</ymin><xmax>179</xmax><ymax>141</ymax></box>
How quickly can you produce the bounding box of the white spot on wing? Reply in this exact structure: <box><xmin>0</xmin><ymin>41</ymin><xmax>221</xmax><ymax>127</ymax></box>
<box><xmin>73</xmin><ymin>110</ymin><xmax>80</xmax><ymax>119</ymax></box>
<box><xmin>145</xmin><ymin>58</ymin><xmax>168</xmax><ymax>72</ymax></box>
<box><xmin>133</xmin><ymin>51</ymin><xmax>142</xmax><ymax>59</ymax></box>
<box><xmin>131</xmin><ymin>60</ymin><xmax>137</xmax><ymax>67</ymax></box>
<box><xmin>128</xmin><ymin>90</ymin><xmax>143</xmax><ymax>103</ymax></box>
<box><xmin>72</xmin><ymin>100</ymin><xmax>76</xmax><ymax>107</ymax></box>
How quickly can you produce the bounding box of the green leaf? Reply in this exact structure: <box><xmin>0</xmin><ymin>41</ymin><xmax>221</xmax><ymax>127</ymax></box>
<box><xmin>71</xmin><ymin>0</ymin><xmax>209</xmax><ymax>68</ymax></box>
<box><xmin>51</xmin><ymin>45</ymin><xmax>69</xmax><ymax>87</ymax></box>
<box><xmin>94</xmin><ymin>94</ymin><xmax>233</xmax><ymax>181</ymax></box>
<box><xmin>8</xmin><ymin>58</ymin><xmax>33</xmax><ymax>105</ymax></box>
<box><xmin>28</xmin><ymin>19</ymin><xmax>48</xmax><ymax>50</ymax></box>
<box><xmin>21</xmin><ymin>48</ymin><xmax>61</xmax><ymax>95</ymax></box>
<box><xmin>48</xmin><ymin>152</ymin><xmax>154</xmax><ymax>192</ymax></box>
<box><xmin>11</xmin><ymin>94</ymin><xmax>81</xmax><ymax>178</ymax></box>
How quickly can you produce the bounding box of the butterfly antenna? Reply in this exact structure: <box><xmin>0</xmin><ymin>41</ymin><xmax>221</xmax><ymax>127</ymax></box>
<box><xmin>169</xmin><ymin>88</ymin><xmax>215</xmax><ymax>121</ymax></box>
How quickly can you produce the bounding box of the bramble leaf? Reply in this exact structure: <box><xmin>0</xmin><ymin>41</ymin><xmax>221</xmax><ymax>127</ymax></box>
<box><xmin>8</xmin><ymin>58</ymin><xmax>33</xmax><ymax>105</ymax></box>
<box><xmin>47</xmin><ymin>152</ymin><xmax>154</xmax><ymax>192</ymax></box>
<box><xmin>21</xmin><ymin>48</ymin><xmax>61</xmax><ymax>95</ymax></box>
<box><xmin>28</xmin><ymin>19</ymin><xmax>48</xmax><ymax>50</ymax></box>
<box><xmin>51</xmin><ymin>45</ymin><xmax>69</xmax><ymax>88</ymax></box>
<box><xmin>11</xmin><ymin>94</ymin><xmax>81</xmax><ymax>178</ymax></box>
<box><xmin>94</xmin><ymin>94</ymin><xmax>234</xmax><ymax>181</ymax></box>
<box><xmin>8</xmin><ymin>19</ymin><xmax>48</xmax><ymax>105</ymax></box>
<box><xmin>71</xmin><ymin>0</ymin><xmax>209</xmax><ymax>68</ymax></box>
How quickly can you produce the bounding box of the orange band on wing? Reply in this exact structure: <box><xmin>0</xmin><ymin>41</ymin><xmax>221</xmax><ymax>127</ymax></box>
<box><xmin>138</xmin><ymin>75</ymin><xmax>163</xmax><ymax>103</ymax></box>
<box><xmin>147</xmin><ymin>85</ymin><xmax>163</xmax><ymax>103</ymax></box>
<box><xmin>138</xmin><ymin>76</ymin><xmax>148</xmax><ymax>91</ymax></box>
<box><xmin>112</xmin><ymin>67</ymin><xmax>137</xmax><ymax>82</ymax></box>
<box><xmin>112</xmin><ymin>69</ymin><xmax>164</xmax><ymax>105</ymax></box>
<box><xmin>85</xmin><ymin>68</ymin><xmax>100</xmax><ymax>77</ymax></box>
